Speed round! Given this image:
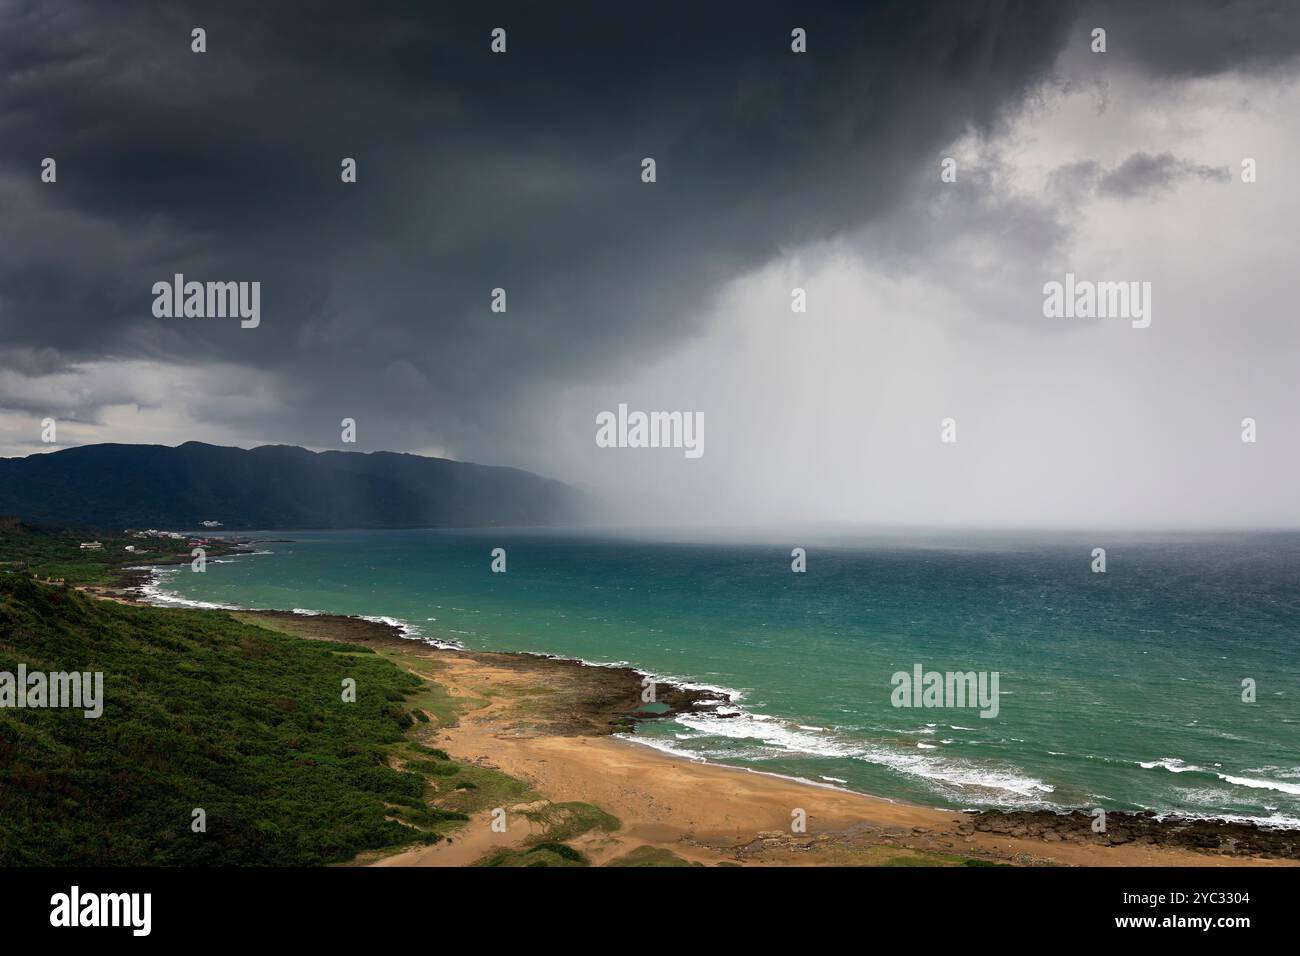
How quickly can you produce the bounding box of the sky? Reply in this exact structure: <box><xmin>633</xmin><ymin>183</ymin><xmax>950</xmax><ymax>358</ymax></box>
<box><xmin>1</xmin><ymin>0</ymin><xmax>1298</xmax><ymax>528</ymax></box>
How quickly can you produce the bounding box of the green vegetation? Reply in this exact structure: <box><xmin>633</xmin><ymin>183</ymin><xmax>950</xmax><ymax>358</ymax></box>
<box><xmin>431</xmin><ymin>762</ymin><xmax>535</xmax><ymax>816</ymax></box>
<box><xmin>376</xmin><ymin>648</ymin><xmax>467</xmax><ymax>726</ymax></box>
<box><xmin>0</xmin><ymin>518</ymin><xmax>202</xmax><ymax>586</ymax></box>
<box><xmin>605</xmin><ymin>845</ymin><xmax>703</xmax><ymax>867</ymax></box>
<box><xmin>0</xmin><ymin>574</ymin><xmax>475</xmax><ymax>865</ymax></box>
<box><xmin>474</xmin><ymin>842</ymin><xmax>592</xmax><ymax>867</ymax></box>
<box><xmin>518</xmin><ymin>800</ymin><xmax>620</xmax><ymax>845</ymax></box>
<box><xmin>468</xmin><ymin>800</ymin><xmax>621</xmax><ymax>867</ymax></box>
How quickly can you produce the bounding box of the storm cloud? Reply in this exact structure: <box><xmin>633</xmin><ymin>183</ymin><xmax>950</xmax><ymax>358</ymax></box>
<box><xmin>2</xmin><ymin>1</ymin><xmax>1077</xmax><ymax>448</ymax></box>
<box><xmin>2</xmin><ymin>0</ymin><xmax>1299</xmax><ymax>526</ymax></box>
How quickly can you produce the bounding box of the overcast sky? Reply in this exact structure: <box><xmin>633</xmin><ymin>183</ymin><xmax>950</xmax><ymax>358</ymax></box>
<box><xmin>2</xmin><ymin>1</ymin><xmax>1298</xmax><ymax>528</ymax></box>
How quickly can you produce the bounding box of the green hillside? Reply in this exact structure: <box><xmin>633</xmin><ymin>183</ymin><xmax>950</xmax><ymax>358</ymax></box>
<box><xmin>0</xmin><ymin>576</ymin><xmax>461</xmax><ymax>865</ymax></box>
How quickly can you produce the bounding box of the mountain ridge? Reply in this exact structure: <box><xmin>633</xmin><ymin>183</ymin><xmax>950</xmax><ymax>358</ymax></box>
<box><xmin>0</xmin><ymin>441</ymin><xmax>585</xmax><ymax>530</ymax></box>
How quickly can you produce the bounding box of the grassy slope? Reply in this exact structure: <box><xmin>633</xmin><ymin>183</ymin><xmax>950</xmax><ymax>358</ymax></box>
<box><xmin>0</xmin><ymin>575</ymin><xmax>468</xmax><ymax>865</ymax></box>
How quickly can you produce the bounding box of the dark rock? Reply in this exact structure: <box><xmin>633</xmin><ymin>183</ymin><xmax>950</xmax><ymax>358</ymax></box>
<box><xmin>967</xmin><ymin>809</ymin><xmax>1300</xmax><ymax>860</ymax></box>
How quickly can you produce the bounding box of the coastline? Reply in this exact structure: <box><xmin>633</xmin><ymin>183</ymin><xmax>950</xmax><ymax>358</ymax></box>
<box><xmin>101</xmin><ymin>556</ymin><xmax>1300</xmax><ymax>867</ymax></box>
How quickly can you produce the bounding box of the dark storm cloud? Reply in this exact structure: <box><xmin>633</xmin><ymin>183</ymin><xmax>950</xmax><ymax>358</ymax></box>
<box><xmin>0</xmin><ymin>0</ymin><xmax>1295</xmax><ymax>461</ymax></box>
<box><xmin>1088</xmin><ymin>0</ymin><xmax>1300</xmax><ymax>76</ymax></box>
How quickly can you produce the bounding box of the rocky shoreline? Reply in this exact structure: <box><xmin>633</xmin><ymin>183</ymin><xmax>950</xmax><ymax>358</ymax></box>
<box><xmin>969</xmin><ymin>809</ymin><xmax>1300</xmax><ymax>859</ymax></box>
<box><xmin>236</xmin><ymin>608</ymin><xmax>732</xmax><ymax>737</ymax></box>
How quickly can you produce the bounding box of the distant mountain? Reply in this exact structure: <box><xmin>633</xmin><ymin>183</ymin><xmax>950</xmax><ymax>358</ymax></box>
<box><xmin>0</xmin><ymin>442</ymin><xmax>586</xmax><ymax>530</ymax></box>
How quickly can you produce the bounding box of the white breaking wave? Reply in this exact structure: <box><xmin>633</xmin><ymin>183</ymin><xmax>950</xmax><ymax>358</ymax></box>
<box><xmin>136</xmin><ymin>563</ymin><xmax>460</xmax><ymax>649</ymax></box>
<box><xmin>666</xmin><ymin>709</ymin><xmax>1054</xmax><ymax>803</ymax></box>
<box><xmin>616</xmin><ymin>733</ymin><xmax>708</xmax><ymax>763</ymax></box>
<box><xmin>1140</xmin><ymin>757</ymin><xmax>1300</xmax><ymax>796</ymax></box>
<box><xmin>1140</xmin><ymin>758</ymin><xmax>1199</xmax><ymax>773</ymax></box>
<box><xmin>672</xmin><ymin>711</ymin><xmax>861</xmax><ymax>759</ymax></box>
<box><xmin>137</xmin><ymin>576</ymin><xmax>242</xmax><ymax>611</ymax></box>
<box><xmin>1220</xmin><ymin>774</ymin><xmax>1300</xmax><ymax>797</ymax></box>
<box><xmin>853</xmin><ymin>744</ymin><xmax>1055</xmax><ymax>800</ymax></box>
<box><xmin>357</xmin><ymin>614</ymin><xmax>426</xmax><ymax>641</ymax></box>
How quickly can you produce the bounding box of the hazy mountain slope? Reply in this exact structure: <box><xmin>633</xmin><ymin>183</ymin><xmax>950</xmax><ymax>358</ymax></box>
<box><xmin>0</xmin><ymin>442</ymin><xmax>585</xmax><ymax>529</ymax></box>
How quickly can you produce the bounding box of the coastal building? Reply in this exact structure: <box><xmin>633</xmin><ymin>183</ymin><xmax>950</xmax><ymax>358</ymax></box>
<box><xmin>79</xmin><ymin>541</ymin><xmax>102</xmax><ymax>550</ymax></box>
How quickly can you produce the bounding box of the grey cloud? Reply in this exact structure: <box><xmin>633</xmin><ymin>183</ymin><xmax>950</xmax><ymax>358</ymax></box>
<box><xmin>1046</xmin><ymin>159</ymin><xmax>1107</xmax><ymax>203</ymax></box>
<box><xmin>1086</xmin><ymin>0</ymin><xmax>1300</xmax><ymax>77</ymax></box>
<box><xmin>1097</xmin><ymin>151</ymin><xmax>1230</xmax><ymax>198</ymax></box>
<box><xmin>1047</xmin><ymin>152</ymin><xmax>1230</xmax><ymax>203</ymax></box>
<box><xmin>0</xmin><ymin>1</ymin><xmax>1295</xmax><ymax>471</ymax></box>
<box><xmin>0</xmin><ymin>0</ymin><xmax>1080</xmax><ymax>461</ymax></box>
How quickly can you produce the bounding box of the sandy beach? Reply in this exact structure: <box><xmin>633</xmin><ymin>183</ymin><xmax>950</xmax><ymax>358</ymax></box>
<box><xmin>219</xmin><ymin>608</ymin><xmax>1299</xmax><ymax>868</ymax></box>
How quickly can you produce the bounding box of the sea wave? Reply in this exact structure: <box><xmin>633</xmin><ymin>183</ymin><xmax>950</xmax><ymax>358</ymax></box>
<box><xmin>665</xmin><ymin>709</ymin><xmax>1054</xmax><ymax>804</ymax></box>
<box><xmin>1220</xmin><ymin>774</ymin><xmax>1300</xmax><ymax>796</ymax></box>
<box><xmin>673</xmin><ymin>711</ymin><xmax>861</xmax><ymax>759</ymax></box>
<box><xmin>854</xmin><ymin>744</ymin><xmax>1055</xmax><ymax>801</ymax></box>
<box><xmin>357</xmin><ymin>614</ymin><xmax>434</xmax><ymax>643</ymax></box>
<box><xmin>1139</xmin><ymin>757</ymin><xmax>1300</xmax><ymax>796</ymax></box>
<box><xmin>137</xmin><ymin>564</ymin><xmax>448</xmax><ymax>647</ymax></box>
<box><xmin>137</xmin><ymin>576</ymin><xmax>243</xmax><ymax>611</ymax></box>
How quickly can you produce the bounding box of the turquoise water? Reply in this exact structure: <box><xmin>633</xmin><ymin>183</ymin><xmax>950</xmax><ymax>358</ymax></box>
<box><xmin>148</xmin><ymin>528</ymin><xmax>1300</xmax><ymax>824</ymax></box>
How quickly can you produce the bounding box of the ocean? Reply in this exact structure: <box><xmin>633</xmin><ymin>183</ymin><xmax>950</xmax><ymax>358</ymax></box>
<box><xmin>145</xmin><ymin>527</ymin><xmax>1300</xmax><ymax>826</ymax></box>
